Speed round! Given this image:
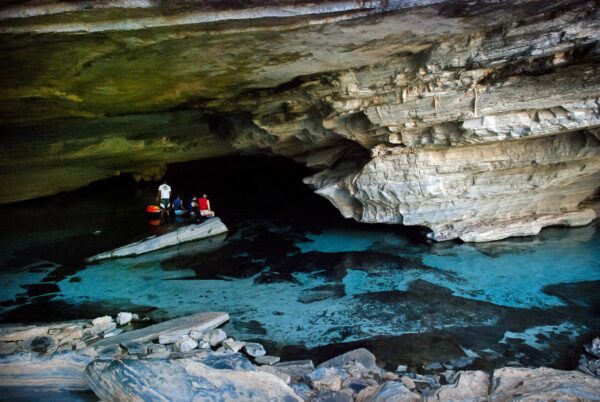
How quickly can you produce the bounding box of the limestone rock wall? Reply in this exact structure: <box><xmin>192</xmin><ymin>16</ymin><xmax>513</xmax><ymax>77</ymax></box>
<box><xmin>0</xmin><ymin>0</ymin><xmax>599</xmax><ymax>241</ymax></box>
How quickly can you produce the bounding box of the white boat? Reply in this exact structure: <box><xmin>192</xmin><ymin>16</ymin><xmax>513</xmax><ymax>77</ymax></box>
<box><xmin>86</xmin><ymin>217</ymin><xmax>228</xmax><ymax>261</ymax></box>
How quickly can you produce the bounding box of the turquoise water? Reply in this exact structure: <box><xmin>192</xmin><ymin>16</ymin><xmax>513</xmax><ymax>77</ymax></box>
<box><xmin>0</xmin><ymin>159</ymin><xmax>599</xmax><ymax>369</ymax></box>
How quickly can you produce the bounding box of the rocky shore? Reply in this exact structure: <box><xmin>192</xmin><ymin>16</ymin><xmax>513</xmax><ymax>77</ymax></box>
<box><xmin>1</xmin><ymin>311</ymin><xmax>599</xmax><ymax>401</ymax></box>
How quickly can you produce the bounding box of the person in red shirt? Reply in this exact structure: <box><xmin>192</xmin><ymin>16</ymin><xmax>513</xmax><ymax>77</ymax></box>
<box><xmin>198</xmin><ymin>194</ymin><xmax>215</xmax><ymax>217</ymax></box>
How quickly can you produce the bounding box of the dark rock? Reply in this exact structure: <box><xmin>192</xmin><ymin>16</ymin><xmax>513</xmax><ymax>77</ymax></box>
<box><xmin>298</xmin><ymin>284</ymin><xmax>346</xmax><ymax>304</ymax></box>
<box><xmin>22</xmin><ymin>336</ymin><xmax>56</xmax><ymax>354</ymax></box>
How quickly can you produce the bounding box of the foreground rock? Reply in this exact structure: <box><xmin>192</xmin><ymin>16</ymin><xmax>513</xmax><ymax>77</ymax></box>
<box><xmin>490</xmin><ymin>366</ymin><xmax>600</xmax><ymax>401</ymax></box>
<box><xmin>85</xmin><ymin>357</ymin><xmax>302</xmax><ymax>401</ymax></box>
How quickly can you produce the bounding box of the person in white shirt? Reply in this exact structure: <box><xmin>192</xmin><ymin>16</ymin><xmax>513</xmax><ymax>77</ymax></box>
<box><xmin>156</xmin><ymin>181</ymin><xmax>172</xmax><ymax>219</ymax></box>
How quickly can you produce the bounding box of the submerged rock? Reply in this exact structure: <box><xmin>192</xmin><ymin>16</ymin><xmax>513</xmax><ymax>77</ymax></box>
<box><xmin>85</xmin><ymin>358</ymin><xmax>302</xmax><ymax>401</ymax></box>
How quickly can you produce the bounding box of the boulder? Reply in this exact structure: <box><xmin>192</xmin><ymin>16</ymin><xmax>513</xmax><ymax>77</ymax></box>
<box><xmin>56</xmin><ymin>326</ymin><xmax>83</xmax><ymax>341</ymax></box>
<box><xmin>255</xmin><ymin>355</ymin><xmax>280</xmax><ymax>365</ymax></box>
<box><xmin>275</xmin><ymin>360</ymin><xmax>315</xmax><ymax>382</ymax></box>
<box><xmin>585</xmin><ymin>337</ymin><xmax>600</xmax><ymax>359</ymax></box>
<box><xmin>92</xmin><ymin>312</ymin><xmax>229</xmax><ymax>352</ymax></box>
<box><xmin>116</xmin><ymin>312</ymin><xmax>133</xmax><ymax>326</ymax></box>
<box><xmin>202</xmin><ymin>328</ymin><xmax>227</xmax><ymax>346</ymax></box>
<box><xmin>174</xmin><ymin>337</ymin><xmax>198</xmax><ymax>353</ymax></box>
<box><xmin>85</xmin><ymin>358</ymin><xmax>302</xmax><ymax>401</ymax></box>
<box><xmin>490</xmin><ymin>366</ymin><xmax>600</xmax><ymax>401</ymax></box>
<box><xmin>307</xmin><ymin>367</ymin><xmax>349</xmax><ymax>391</ymax></box>
<box><xmin>361</xmin><ymin>381</ymin><xmax>420</xmax><ymax>402</ymax></box>
<box><xmin>318</xmin><ymin>348</ymin><xmax>379</xmax><ymax>373</ymax></box>
<box><xmin>244</xmin><ymin>342</ymin><xmax>266</xmax><ymax>357</ymax></box>
<box><xmin>432</xmin><ymin>370</ymin><xmax>489</xmax><ymax>401</ymax></box>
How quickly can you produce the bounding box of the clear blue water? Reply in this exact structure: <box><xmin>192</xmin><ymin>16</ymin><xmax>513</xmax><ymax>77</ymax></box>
<box><xmin>1</xmin><ymin>157</ymin><xmax>599</xmax><ymax>370</ymax></box>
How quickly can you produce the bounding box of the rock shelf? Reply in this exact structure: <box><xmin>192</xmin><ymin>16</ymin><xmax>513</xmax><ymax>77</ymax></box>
<box><xmin>1</xmin><ymin>311</ymin><xmax>599</xmax><ymax>400</ymax></box>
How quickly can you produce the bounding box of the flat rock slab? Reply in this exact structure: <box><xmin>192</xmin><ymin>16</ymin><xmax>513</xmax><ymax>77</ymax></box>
<box><xmin>490</xmin><ymin>366</ymin><xmax>600</xmax><ymax>401</ymax></box>
<box><xmin>92</xmin><ymin>312</ymin><xmax>228</xmax><ymax>352</ymax></box>
<box><xmin>85</xmin><ymin>357</ymin><xmax>302</xmax><ymax>401</ymax></box>
<box><xmin>0</xmin><ymin>352</ymin><xmax>93</xmax><ymax>391</ymax></box>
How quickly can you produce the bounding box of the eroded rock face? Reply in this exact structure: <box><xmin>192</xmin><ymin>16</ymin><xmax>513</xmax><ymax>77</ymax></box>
<box><xmin>1</xmin><ymin>0</ymin><xmax>599</xmax><ymax>241</ymax></box>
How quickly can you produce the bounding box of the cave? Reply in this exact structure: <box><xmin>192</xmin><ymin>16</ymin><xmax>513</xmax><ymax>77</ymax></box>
<box><xmin>1</xmin><ymin>1</ymin><xmax>600</xmax><ymax>400</ymax></box>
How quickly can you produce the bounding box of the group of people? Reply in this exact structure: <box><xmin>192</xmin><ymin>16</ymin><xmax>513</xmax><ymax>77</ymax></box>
<box><xmin>156</xmin><ymin>181</ymin><xmax>215</xmax><ymax>220</ymax></box>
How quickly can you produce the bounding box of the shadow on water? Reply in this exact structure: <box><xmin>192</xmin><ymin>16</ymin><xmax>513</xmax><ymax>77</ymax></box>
<box><xmin>0</xmin><ymin>155</ymin><xmax>599</xmax><ymax>371</ymax></box>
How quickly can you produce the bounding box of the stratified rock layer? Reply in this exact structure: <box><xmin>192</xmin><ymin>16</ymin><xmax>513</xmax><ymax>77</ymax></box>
<box><xmin>1</xmin><ymin>0</ymin><xmax>599</xmax><ymax>241</ymax></box>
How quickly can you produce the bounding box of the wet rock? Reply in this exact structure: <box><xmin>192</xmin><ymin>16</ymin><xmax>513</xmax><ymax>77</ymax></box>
<box><xmin>0</xmin><ymin>342</ymin><xmax>18</xmax><ymax>355</ymax></box>
<box><xmin>256</xmin><ymin>365</ymin><xmax>291</xmax><ymax>384</ymax></box>
<box><xmin>432</xmin><ymin>370</ymin><xmax>489</xmax><ymax>401</ymax></box>
<box><xmin>202</xmin><ymin>328</ymin><xmax>227</xmax><ymax>346</ymax></box>
<box><xmin>318</xmin><ymin>348</ymin><xmax>378</xmax><ymax>373</ymax></box>
<box><xmin>275</xmin><ymin>360</ymin><xmax>315</xmax><ymax>382</ymax></box>
<box><xmin>174</xmin><ymin>337</ymin><xmax>197</xmax><ymax>353</ymax></box>
<box><xmin>244</xmin><ymin>342</ymin><xmax>266</xmax><ymax>357</ymax></box>
<box><xmin>425</xmin><ymin>361</ymin><xmax>444</xmax><ymax>370</ymax></box>
<box><xmin>21</xmin><ymin>335</ymin><xmax>56</xmax><ymax>354</ymax></box>
<box><xmin>255</xmin><ymin>355</ymin><xmax>280</xmax><ymax>365</ymax></box>
<box><xmin>490</xmin><ymin>366</ymin><xmax>600</xmax><ymax>401</ymax></box>
<box><xmin>307</xmin><ymin>367</ymin><xmax>349</xmax><ymax>391</ymax></box>
<box><xmin>122</xmin><ymin>342</ymin><xmax>147</xmax><ymax>356</ymax></box>
<box><xmin>222</xmin><ymin>339</ymin><xmax>245</xmax><ymax>352</ymax></box>
<box><xmin>116</xmin><ymin>312</ymin><xmax>133</xmax><ymax>326</ymax></box>
<box><xmin>362</xmin><ymin>381</ymin><xmax>420</xmax><ymax>402</ymax></box>
<box><xmin>85</xmin><ymin>358</ymin><xmax>301</xmax><ymax>401</ymax></box>
<box><xmin>0</xmin><ymin>352</ymin><xmax>93</xmax><ymax>391</ymax></box>
<box><xmin>93</xmin><ymin>312</ymin><xmax>229</xmax><ymax>353</ymax></box>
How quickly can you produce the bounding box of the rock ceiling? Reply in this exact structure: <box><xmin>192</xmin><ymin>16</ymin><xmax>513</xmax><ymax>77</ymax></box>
<box><xmin>0</xmin><ymin>0</ymin><xmax>599</xmax><ymax>241</ymax></box>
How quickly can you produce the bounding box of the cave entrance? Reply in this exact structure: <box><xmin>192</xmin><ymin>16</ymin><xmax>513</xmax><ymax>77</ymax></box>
<box><xmin>158</xmin><ymin>155</ymin><xmax>340</xmax><ymax>226</ymax></box>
